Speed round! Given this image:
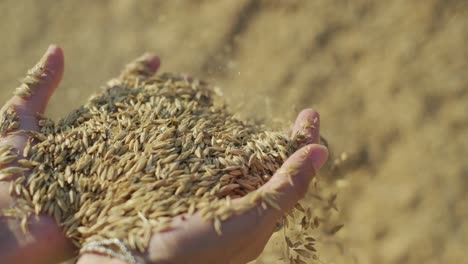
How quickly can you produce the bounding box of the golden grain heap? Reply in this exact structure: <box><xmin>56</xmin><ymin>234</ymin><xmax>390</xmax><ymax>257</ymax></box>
<box><xmin>0</xmin><ymin>62</ymin><xmax>331</xmax><ymax>264</ymax></box>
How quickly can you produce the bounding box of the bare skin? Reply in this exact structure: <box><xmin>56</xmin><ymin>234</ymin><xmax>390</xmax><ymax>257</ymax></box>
<box><xmin>0</xmin><ymin>45</ymin><xmax>328</xmax><ymax>264</ymax></box>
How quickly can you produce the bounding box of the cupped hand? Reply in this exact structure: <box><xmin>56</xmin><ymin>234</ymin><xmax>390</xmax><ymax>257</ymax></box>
<box><xmin>78</xmin><ymin>110</ymin><xmax>328</xmax><ymax>263</ymax></box>
<box><xmin>0</xmin><ymin>45</ymin><xmax>160</xmax><ymax>264</ymax></box>
<box><xmin>0</xmin><ymin>45</ymin><xmax>327</xmax><ymax>264</ymax></box>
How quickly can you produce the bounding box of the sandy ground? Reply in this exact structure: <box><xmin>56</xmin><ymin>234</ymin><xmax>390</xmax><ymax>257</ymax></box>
<box><xmin>1</xmin><ymin>0</ymin><xmax>467</xmax><ymax>263</ymax></box>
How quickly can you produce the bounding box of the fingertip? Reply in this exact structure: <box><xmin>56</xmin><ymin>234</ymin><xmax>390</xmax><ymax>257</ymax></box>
<box><xmin>309</xmin><ymin>144</ymin><xmax>328</xmax><ymax>171</ymax></box>
<box><xmin>47</xmin><ymin>44</ymin><xmax>60</xmax><ymax>52</ymax></box>
<box><xmin>299</xmin><ymin>108</ymin><xmax>320</xmax><ymax>120</ymax></box>
<box><xmin>260</xmin><ymin>144</ymin><xmax>328</xmax><ymax>213</ymax></box>
<box><xmin>141</xmin><ymin>53</ymin><xmax>160</xmax><ymax>73</ymax></box>
<box><xmin>292</xmin><ymin>108</ymin><xmax>320</xmax><ymax>144</ymax></box>
<box><xmin>289</xmin><ymin>143</ymin><xmax>328</xmax><ymax>175</ymax></box>
<box><xmin>121</xmin><ymin>53</ymin><xmax>161</xmax><ymax>79</ymax></box>
<box><xmin>46</xmin><ymin>44</ymin><xmax>63</xmax><ymax>57</ymax></box>
<box><xmin>39</xmin><ymin>45</ymin><xmax>64</xmax><ymax>99</ymax></box>
<box><xmin>18</xmin><ymin>44</ymin><xmax>64</xmax><ymax>112</ymax></box>
<box><xmin>44</xmin><ymin>44</ymin><xmax>64</xmax><ymax>75</ymax></box>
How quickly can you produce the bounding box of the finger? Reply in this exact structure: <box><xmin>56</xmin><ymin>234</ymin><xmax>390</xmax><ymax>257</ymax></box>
<box><xmin>260</xmin><ymin>144</ymin><xmax>328</xmax><ymax>214</ymax></box>
<box><xmin>292</xmin><ymin>108</ymin><xmax>320</xmax><ymax>145</ymax></box>
<box><xmin>0</xmin><ymin>45</ymin><xmax>64</xmax><ymax>186</ymax></box>
<box><xmin>244</xmin><ymin>109</ymin><xmax>325</xmax><ymax>216</ymax></box>
<box><xmin>119</xmin><ymin>53</ymin><xmax>160</xmax><ymax>80</ymax></box>
<box><xmin>0</xmin><ymin>45</ymin><xmax>64</xmax><ymax>149</ymax></box>
<box><xmin>0</xmin><ymin>46</ymin><xmax>74</xmax><ymax>263</ymax></box>
<box><xmin>5</xmin><ymin>45</ymin><xmax>64</xmax><ymax>123</ymax></box>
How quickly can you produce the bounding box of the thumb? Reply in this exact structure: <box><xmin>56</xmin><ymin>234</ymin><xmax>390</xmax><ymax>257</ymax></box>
<box><xmin>259</xmin><ymin>143</ymin><xmax>328</xmax><ymax>214</ymax></box>
<box><xmin>0</xmin><ymin>45</ymin><xmax>63</xmax><ymax>150</ymax></box>
<box><xmin>11</xmin><ymin>45</ymin><xmax>63</xmax><ymax>116</ymax></box>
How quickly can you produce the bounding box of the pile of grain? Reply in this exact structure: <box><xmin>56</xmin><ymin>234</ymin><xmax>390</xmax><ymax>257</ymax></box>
<box><xmin>0</xmin><ymin>63</ymin><xmax>331</xmax><ymax>264</ymax></box>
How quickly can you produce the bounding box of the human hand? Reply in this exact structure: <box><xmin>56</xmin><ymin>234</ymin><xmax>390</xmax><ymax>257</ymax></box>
<box><xmin>0</xmin><ymin>45</ymin><xmax>160</xmax><ymax>264</ymax></box>
<box><xmin>77</xmin><ymin>106</ymin><xmax>328</xmax><ymax>264</ymax></box>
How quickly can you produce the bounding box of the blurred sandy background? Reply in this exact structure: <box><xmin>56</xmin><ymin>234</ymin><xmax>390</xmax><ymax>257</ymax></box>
<box><xmin>1</xmin><ymin>0</ymin><xmax>467</xmax><ymax>263</ymax></box>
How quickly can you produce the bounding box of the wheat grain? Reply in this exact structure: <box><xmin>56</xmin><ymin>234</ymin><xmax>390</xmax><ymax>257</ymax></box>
<box><xmin>0</xmin><ymin>107</ymin><xmax>20</xmax><ymax>135</ymax></box>
<box><xmin>0</xmin><ymin>70</ymin><xmax>338</xmax><ymax>264</ymax></box>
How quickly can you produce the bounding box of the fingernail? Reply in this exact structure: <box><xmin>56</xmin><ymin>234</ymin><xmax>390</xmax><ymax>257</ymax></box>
<box><xmin>309</xmin><ymin>145</ymin><xmax>328</xmax><ymax>170</ymax></box>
